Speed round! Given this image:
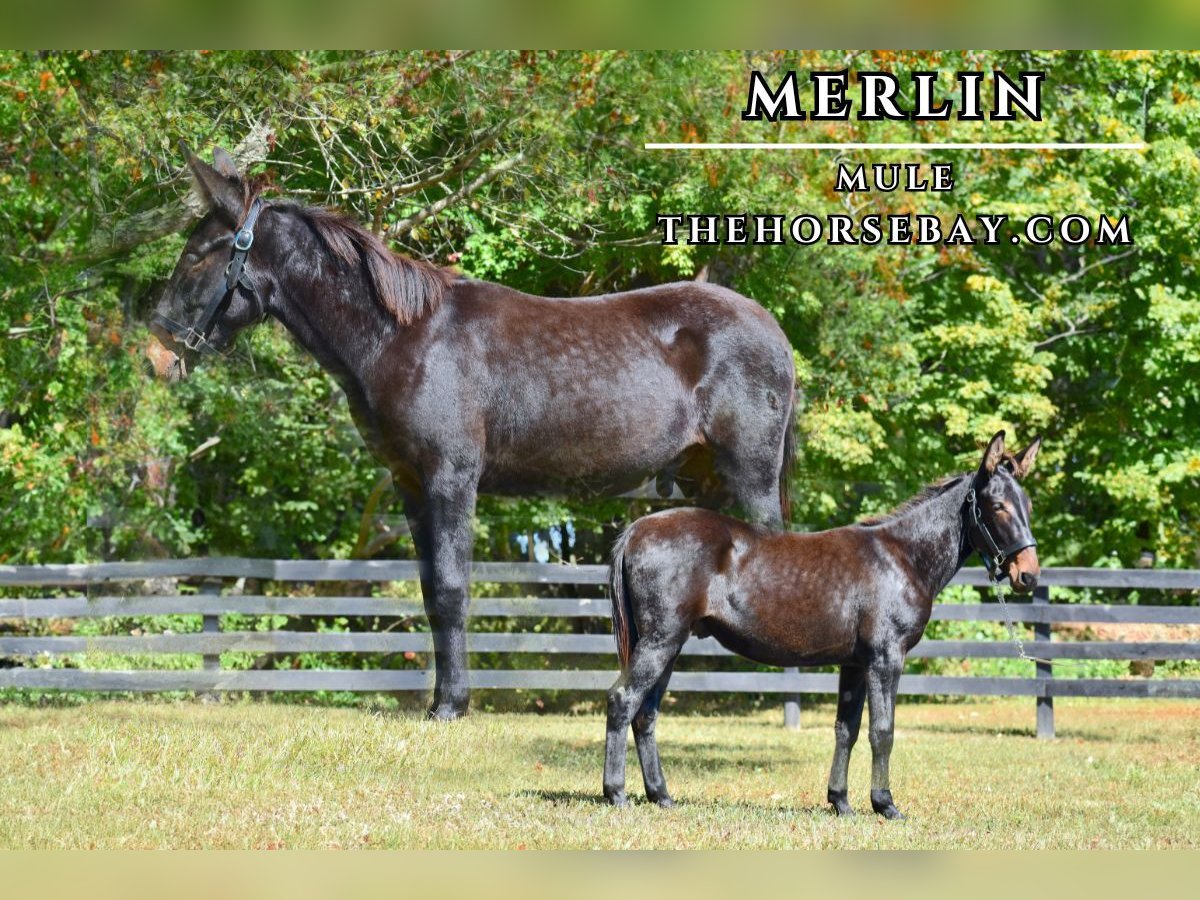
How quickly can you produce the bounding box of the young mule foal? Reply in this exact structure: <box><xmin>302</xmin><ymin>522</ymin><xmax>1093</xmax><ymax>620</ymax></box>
<box><xmin>604</xmin><ymin>431</ymin><xmax>1042</xmax><ymax>818</ymax></box>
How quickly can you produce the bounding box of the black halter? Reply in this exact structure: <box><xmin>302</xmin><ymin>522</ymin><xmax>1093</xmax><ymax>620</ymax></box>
<box><xmin>965</xmin><ymin>485</ymin><xmax>1037</xmax><ymax>582</ymax></box>
<box><xmin>152</xmin><ymin>198</ymin><xmax>266</xmax><ymax>356</ymax></box>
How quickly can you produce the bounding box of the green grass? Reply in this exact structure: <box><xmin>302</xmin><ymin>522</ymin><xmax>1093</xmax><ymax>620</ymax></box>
<box><xmin>0</xmin><ymin>698</ymin><xmax>1196</xmax><ymax>848</ymax></box>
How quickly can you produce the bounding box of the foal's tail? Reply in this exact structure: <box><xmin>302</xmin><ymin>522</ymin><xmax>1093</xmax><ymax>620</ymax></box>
<box><xmin>609</xmin><ymin>527</ymin><xmax>639</xmax><ymax>670</ymax></box>
<box><xmin>779</xmin><ymin>389</ymin><xmax>797</xmax><ymax>526</ymax></box>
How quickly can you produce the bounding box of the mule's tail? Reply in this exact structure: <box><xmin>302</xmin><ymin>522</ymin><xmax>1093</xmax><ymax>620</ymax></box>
<box><xmin>779</xmin><ymin>389</ymin><xmax>797</xmax><ymax>526</ymax></box>
<box><xmin>609</xmin><ymin>527</ymin><xmax>639</xmax><ymax>670</ymax></box>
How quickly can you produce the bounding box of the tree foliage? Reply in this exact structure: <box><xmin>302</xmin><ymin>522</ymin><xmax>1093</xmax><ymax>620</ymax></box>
<box><xmin>1</xmin><ymin>50</ymin><xmax>1198</xmax><ymax>568</ymax></box>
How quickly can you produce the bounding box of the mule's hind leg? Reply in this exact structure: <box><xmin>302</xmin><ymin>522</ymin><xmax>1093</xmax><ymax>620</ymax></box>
<box><xmin>827</xmin><ymin>665</ymin><xmax>866</xmax><ymax>816</ymax></box>
<box><xmin>715</xmin><ymin>439</ymin><xmax>788</xmax><ymax>528</ymax></box>
<box><xmin>703</xmin><ymin>375</ymin><xmax>792</xmax><ymax>528</ymax></box>
<box><xmin>865</xmin><ymin>652</ymin><xmax>905</xmax><ymax>820</ymax></box>
<box><xmin>604</xmin><ymin>641</ymin><xmax>681</xmax><ymax>807</ymax></box>
<box><xmin>633</xmin><ymin>658</ymin><xmax>680</xmax><ymax>807</ymax></box>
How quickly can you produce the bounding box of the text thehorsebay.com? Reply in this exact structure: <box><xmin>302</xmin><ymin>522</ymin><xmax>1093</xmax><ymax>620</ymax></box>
<box><xmin>656</xmin><ymin>69</ymin><xmax>1133</xmax><ymax>248</ymax></box>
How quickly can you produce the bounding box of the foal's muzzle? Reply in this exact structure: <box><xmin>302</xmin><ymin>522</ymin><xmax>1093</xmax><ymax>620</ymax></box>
<box><xmin>1004</xmin><ymin>547</ymin><xmax>1041</xmax><ymax>594</ymax></box>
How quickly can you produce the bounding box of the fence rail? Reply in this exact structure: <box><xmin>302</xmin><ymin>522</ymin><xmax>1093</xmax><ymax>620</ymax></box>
<box><xmin>1</xmin><ymin>559</ymin><xmax>1198</xmax><ymax>737</ymax></box>
<box><xmin>4</xmin><ymin>558</ymin><xmax>1200</xmax><ymax>589</ymax></box>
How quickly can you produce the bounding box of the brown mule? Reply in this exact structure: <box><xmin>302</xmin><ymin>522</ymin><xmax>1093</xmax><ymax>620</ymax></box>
<box><xmin>149</xmin><ymin>145</ymin><xmax>798</xmax><ymax>720</ymax></box>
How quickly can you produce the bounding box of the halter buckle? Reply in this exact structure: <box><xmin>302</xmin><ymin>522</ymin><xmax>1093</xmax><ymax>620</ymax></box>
<box><xmin>233</xmin><ymin>228</ymin><xmax>255</xmax><ymax>251</ymax></box>
<box><xmin>182</xmin><ymin>327</ymin><xmax>210</xmax><ymax>353</ymax></box>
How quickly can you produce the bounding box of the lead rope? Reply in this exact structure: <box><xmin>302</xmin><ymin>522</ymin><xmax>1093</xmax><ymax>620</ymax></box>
<box><xmin>991</xmin><ymin>581</ymin><xmax>1042</xmax><ymax>664</ymax></box>
<box><xmin>990</xmin><ymin>581</ymin><xmax>1088</xmax><ymax>669</ymax></box>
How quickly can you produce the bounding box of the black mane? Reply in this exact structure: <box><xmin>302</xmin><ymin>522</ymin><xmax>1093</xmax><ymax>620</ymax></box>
<box><xmin>285</xmin><ymin>202</ymin><xmax>456</xmax><ymax>325</ymax></box>
<box><xmin>857</xmin><ymin>474</ymin><xmax>968</xmax><ymax>526</ymax></box>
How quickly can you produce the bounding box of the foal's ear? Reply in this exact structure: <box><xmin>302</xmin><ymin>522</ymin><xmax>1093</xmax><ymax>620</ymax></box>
<box><xmin>1010</xmin><ymin>435</ymin><xmax>1043</xmax><ymax>480</ymax></box>
<box><xmin>181</xmin><ymin>140</ymin><xmax>244</xmax><ymax>223</ymax></box>
<box><xmin>977</xmin><ymin>430</ymin><xmax>1006</xmax><ymax>478</ymax></box>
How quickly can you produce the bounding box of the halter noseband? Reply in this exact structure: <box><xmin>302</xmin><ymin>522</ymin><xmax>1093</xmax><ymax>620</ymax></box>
<box><xmin>965</xmin><ymin>485</ymin><xmax>1037</xmax><ymax>582</ymax></box>
<box><xmin>152</xmin><ymin>198</ymin><xmax>266</xmax><ymax>356</ymax></box>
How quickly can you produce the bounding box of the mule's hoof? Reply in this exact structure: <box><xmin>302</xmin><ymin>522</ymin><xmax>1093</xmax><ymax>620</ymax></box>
<box><xmin>828</xmin><ymin>790</ymin><xmax>855</xmax><ymax>817</ymax></box>
<box><xmin>426</xmin><ymin>702</ymin><xmax>467</xmax><ymax>721</ymax></box>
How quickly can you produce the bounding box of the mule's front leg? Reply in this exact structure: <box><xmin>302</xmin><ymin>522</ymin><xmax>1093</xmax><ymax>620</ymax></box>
<box><xmin>418</xmin><ymin>469</ymin><xmax>480</xmax><ymax>721</ymax></box>
<box><xmin>866</xmin><ymin>653</ymin><xmax>905</xmax><ymax>820</ymax></box>
<box><xmin>827</xmin><ymin>665</ymin><xmax>866</xmax><ymax>816</ymax></box>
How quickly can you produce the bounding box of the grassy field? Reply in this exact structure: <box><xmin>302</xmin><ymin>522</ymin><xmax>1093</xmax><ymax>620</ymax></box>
<box><xmin>0</xmin><ymin>697</ymin><xmax>1196</xmax><ymax>849</ymax></box>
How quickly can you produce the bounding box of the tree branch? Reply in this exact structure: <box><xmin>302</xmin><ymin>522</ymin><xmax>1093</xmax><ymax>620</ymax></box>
<box><xmin>1034</xmin><ymin>322</ymin><xmax>1099</xmax><ymax>350</ymax></box>
<box><xmin>392</xmin><ymin>129</ymin><xmax>500</xmax><ymax>196</ymax></box>
<box><xmin>387</xmin><ymin>151</ymin><xmax>525</xmax><ymax>238</ymax></box>
<box><xmin>1059</xmin><ymin>247</ymin><xmax>1138</xmax><ymax>285</ymax></box>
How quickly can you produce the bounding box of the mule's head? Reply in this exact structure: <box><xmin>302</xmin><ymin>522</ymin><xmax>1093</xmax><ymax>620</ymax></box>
<box><xmin>147</xmin><ymin>145</ymin><xmax>267</xmax><ymax>381</ymax></box>
<box><xmin>969</xmin><ymin>430</ymin><xmax>1043</xmax><ymax>594</ymax></box>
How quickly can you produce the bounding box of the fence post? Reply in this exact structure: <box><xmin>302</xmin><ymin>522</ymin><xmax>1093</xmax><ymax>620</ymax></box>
<box><xmin>199</xmin><ymin>578</ymin><xmax>222</xmax><ymax>702</ymax></box>
<box><xmin>1033</xmin><ymin>584</ymin><xmax>1053</xmax><ymax>739</ymax></box>
<box><xmin>783</xmin><ymin>666</ymin><xmax>801</xmax><ymax>730</ymax></box>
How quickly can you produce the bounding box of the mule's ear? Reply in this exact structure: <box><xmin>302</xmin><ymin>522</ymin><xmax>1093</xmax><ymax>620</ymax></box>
<box><xmin>977</xmin><ymin>430</ymin><xmax>1006</xmax><ymax>478</ymax></box>
<box><xmin>181</xmin><ymin>140</ymin><xmax>244</xmax><ymax>222</ymax></box>
<box><xmin>211</xmin><ymin>146</ymin><xmax>240</xmax><ymax>179</ymax></box>
<box><xmin>1010</xmin><ymin>435</ymin><xmax>1042</xmax><ymax>480</ymax></box>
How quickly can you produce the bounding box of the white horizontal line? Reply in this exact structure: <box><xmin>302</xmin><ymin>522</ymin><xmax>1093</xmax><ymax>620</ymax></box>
<box><xmin>645</xmin><ymin>142</ymin><xmax>1147</xmax><ymax>151</ymax></box>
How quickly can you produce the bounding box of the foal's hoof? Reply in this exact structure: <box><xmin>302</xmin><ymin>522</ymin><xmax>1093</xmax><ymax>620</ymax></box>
<box><xmin>870</xmin><ymin>790</ymin><xmax>905</xmax><ymax>820</ymax></box>
<box><xmin>828</xmin><ymin>790</ymin><xmax>855</xmax><ymax>817</ymax></box>
<box><xmin>426</xmin><ymin>702</ymin><xmax>467</xmax><ymax>721</ymax></box>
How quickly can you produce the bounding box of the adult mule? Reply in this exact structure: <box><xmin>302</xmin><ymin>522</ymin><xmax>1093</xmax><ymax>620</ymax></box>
<box><xmin>147</xmin><ymin>145</ymin><xmax>797</xmax><ymax>720</ymax></box>
<box><xmin>604</xmin><ymin>431</ymin><xmax>1042</xmax><ymax>817</ymax></box>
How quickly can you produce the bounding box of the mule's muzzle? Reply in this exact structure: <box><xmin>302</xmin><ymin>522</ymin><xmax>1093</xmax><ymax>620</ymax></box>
<box><xmin>146</xmin><ymin>332</ymin><xmax>188</xmax><ymax>383</ymax></box>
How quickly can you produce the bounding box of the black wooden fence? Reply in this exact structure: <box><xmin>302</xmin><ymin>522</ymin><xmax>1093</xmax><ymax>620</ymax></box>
<box><xmin>1</xmin><ymin>559</ymin><xmax>1198</xmax><ymax>739</ymax></box>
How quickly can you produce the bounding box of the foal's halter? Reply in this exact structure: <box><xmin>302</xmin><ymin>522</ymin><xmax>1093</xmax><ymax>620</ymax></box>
<box><xmin>965</xmin><ymin>485</ymin><xmax>1037</xmax><ymax>582</ymax></box>
<box><xmin>152</xmin><ymin>198</ymin><xmax>266</xmax><ymax>356</ymax></box>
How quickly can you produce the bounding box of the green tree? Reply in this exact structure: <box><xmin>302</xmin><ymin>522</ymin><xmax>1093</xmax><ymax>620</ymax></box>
<box><xmin>1</xmin><ymin>50</ymin><xmax>1197</xmax><ymax>571</ymax></box>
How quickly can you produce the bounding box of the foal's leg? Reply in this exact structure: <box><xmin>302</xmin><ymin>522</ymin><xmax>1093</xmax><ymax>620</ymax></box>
<box><xmin>827</xmin><ymin>665</ymin><xmax>867</xmax><ymax>816</ymax></box>
<box><xmin>633</xmin><ymin>658</ymin><xmax>679</xmax><ymax>807</ymax></box>
<box><xmin>604</xmin><ymin>641</ymin><xmax>680</xmax><ymax>807</ymax></box>
<box><xmin>865</xmin><ymin>653</ymin><xmax>905</xmax><ymax>819</ymax></box>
